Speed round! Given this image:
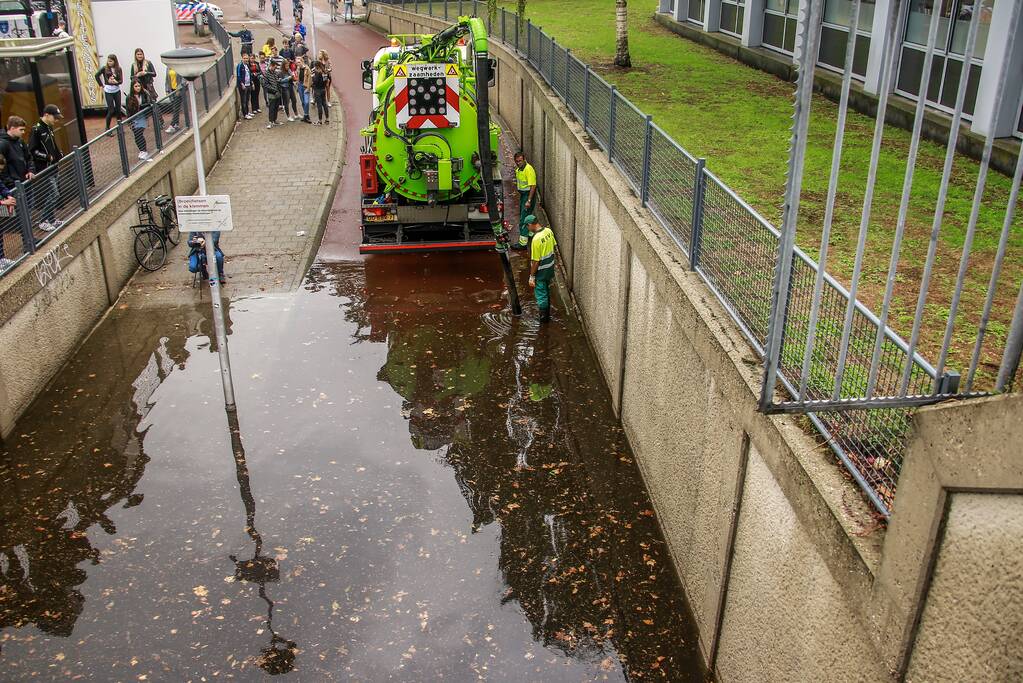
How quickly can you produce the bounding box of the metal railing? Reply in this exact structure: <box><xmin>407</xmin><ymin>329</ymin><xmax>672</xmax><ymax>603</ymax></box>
<box><xmin>378</xmin><ymin>0</ymin><xmax>961</xmax><ymax>516</ymax></box>
<box><xmin>0</xmin><ymin>13</ymin><xmax>235</xmax><ymax>277</ymax></box>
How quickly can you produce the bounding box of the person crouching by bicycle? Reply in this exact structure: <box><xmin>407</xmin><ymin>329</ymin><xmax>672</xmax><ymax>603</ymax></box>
<box><xmin>187</xmin><ymin>232</ymin><xmax>225</xmax><ymax>281</ymax></box>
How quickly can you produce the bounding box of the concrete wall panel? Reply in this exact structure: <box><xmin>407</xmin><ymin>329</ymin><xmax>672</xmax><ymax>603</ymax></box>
<box><xmin>906</xmin><ymin>493</ymin><xmax>1023</xmax><ymax>682</ymax></box>
<box><xmin>0</xmin><ymin>243</ymin><xmax>108</xmax><ymax>426</ymax></box>
<box><xmin>716</xmin><ymin>447</ymin><xmax>890</xmax><ymax>682</ymax></box>
<box><xmin>571</xmin><ymin>166</ymin><xmax>624</xmax><ymax>402</ymax></box>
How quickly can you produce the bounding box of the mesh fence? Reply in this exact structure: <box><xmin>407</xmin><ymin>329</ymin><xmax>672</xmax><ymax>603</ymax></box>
<box><xmin>565</xmin><ymin>54</ymin><xmax>587</xmax><ymax>121</ymax></box>
<box><xmin>586</xmin><ymin>73</ymin><xmax>612</xmax><ymax>150</ymax></box>
<box><xmin>611</xmin><ymin>94</ymin><xmax>646</xmax><ymax>194</ymax></box>
<box><xmin>646</xmin><ymin>125</ymin><xmax>696</xmax><ymax>254</ymax></box>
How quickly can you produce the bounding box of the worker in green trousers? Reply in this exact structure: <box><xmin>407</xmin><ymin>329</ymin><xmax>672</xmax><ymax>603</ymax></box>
<box><xmin>513</xmin><ymin>152</ymin><xmax>537</xmax><ymax>250</ymax></box>
<box><xmin>525</xmin><ymin>214</ymin><xmax>556</xmax><ymax>322</ymax></box>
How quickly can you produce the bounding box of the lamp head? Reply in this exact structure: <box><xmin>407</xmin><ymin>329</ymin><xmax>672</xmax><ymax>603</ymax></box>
<box><xmin>160</xmin><ymin>47</ymin><xmax>218</xmax><ymax>80</ymax></box>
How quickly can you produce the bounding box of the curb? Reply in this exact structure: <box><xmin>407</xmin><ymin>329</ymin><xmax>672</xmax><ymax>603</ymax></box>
<box><xmin>297</xmin><ymin>89</ymin><xmax>346</xmax><ymax>281</ymax></box>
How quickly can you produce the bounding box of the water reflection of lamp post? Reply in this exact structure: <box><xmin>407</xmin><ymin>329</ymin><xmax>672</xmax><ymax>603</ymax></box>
<box><xmin>225</xmin><ymin>411</ymin><xmax>298</xmax><ymax>674</ymax></box>
<box><xmin>159</xmin><ymin>47</ymin><xmax>237</xmax><ymax>411</ymax></box>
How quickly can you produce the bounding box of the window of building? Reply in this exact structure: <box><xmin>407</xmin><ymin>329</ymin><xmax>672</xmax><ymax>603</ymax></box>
<box><xmin>720</xmin><ymin>0</ymin><xmax>746</xmax><ymax>37</ymax></box>
<box><xmin>818</xmin><ymin>0</ymin><xmax>875</xmax><ymax>78</ymax></box>
<box><xmin>897</xmin><ymin>0</ymin><xmax>993</xmax><ymax>116</ymax></box>
<box><xmin>689</xmin><ymin>0</ymin><xmax>706</xmax><ymax>25</ymax></box>
<box><xmin>763</xmin><ymin>0</ymin><xmax>798</xmax><ymax>54</ymax></box>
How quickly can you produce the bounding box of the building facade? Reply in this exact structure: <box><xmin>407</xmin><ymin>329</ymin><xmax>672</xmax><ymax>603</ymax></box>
<box><xmin>655</xmin><ymin>0</ymin><xmax>1023</xmax><ymax>140</ymax></box>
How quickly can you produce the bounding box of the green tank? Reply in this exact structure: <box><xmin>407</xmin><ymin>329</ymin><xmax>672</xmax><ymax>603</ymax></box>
<box><xmin>358</xmin><ymin>21</ymin><xmax>503</xmax><ymax>253</ymax></box>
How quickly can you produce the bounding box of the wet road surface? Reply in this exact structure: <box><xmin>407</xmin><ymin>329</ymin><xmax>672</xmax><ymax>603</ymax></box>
<box><xmin>0</xmin><ymin>9</ymin><xmax>708</xmax><ymax>682</ymax></box>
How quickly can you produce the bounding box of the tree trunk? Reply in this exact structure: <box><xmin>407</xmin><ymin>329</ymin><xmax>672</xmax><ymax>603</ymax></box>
<box><xmin>614</xmin><ymin>0</ymin><xmax>631</xmax><ymax>67</ymax></box>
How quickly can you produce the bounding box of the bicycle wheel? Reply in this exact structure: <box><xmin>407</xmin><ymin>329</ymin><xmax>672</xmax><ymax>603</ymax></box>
<box><xmin>133</xmin><ymin>229</ymin><xmax>167</xmax><ymax>271</ymax></box>
<box><xmin>162</xmin><ymin>207</ymin><xmax>180</xmax><ymax>245</ymax></box>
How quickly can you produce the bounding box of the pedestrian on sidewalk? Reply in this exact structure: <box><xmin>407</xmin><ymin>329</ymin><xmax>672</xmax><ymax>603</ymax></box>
<box><xmin>262</xmin><ymin>61</ymin><xmax>283</xmax><ymax>128</ymax></box>
<box><xmin>249</xmin><ymin>56</ymin><xmax>263</xmax><ymax>114</ymax></box>
<box><xmin>311</xmin><ymin>61</ymin><xmax>329</xmax><ymax>125</ymax></box>
<box><xmin>296</xmin><ymin>55</ymin><xmax>312</xmax><ymax>123</ymax></box>
<box><xmin>257</xmin><ymin>54</ymin><xmax>270</xmax><ymax>110</ymax></box>
<box><xmin>95</xmin><ymin>55</ymin><xmax>124</xmax><ymax>129</ymax></box>
<box><xmin>317</xmin><ymin>51</ymin><xmax>333</xmax><ymax>108</ymax></box>
<box><xmin>237</xmin><ymin>53</ymin><xmax>255</xmax><ymax>120</ymax></box>
<box><xmin>513</xmin><ymin>152</ymin><xmax>537</xmax><ymax>250</ymax></box>
<box><xmin>292</xmin><ymin>33</ymin><xmax>309</xmax><ymax>59</ymax></box>
<box><xmin>228</xmin><ymin>24</ymin><xmax>255</xmax><ymax>55</ymax></box>
<box><xmin>28</xmin><ymin>104</ymin><xmax>65</xmax><ymax>232</ymax></box>
<box><xmin>130</xmin><ymin>48</ymin><xmax>158</xmax><ymax>100</ymax></box>
<box><xmin>280</xmin><ymin>37</ymin><xmax>295</xmax><ymax>61</ymax></box>
<box><xmin>293</xmin><ymin>20</ymin><xmax>306</xmax><ymax>39</ymax></box>
<box><xmin>164</xmin><ymin>66</ymin><xmax>183</xmax><ymax>133</ymax></box>
<box><xmin>0</xmin><ymin>155</ymin><xmax>20</xmax><ymax>269</ymax></box>
<box><xmin>0</xmin><ymin>116</ymin><xmax>34</xmax><ymax>187</ymax></box>
<box><xmin>261</xmin><ymin>37</ymin><xmax>276</xmax><ymax>58</ymax></box>
<box><xmin>279</xmin><ymin>58</ymin><xmax>298</xmax><ymax>122</ymax></box>
<box><xmin>125</xmin><ymin>81</ymin><xmax>153</xmax><ymax>161</ymax></box>
<box><xmin>524</xmin><ymin>214</ymin><xmax>556</xmax><ymax>323</ymax></box>
<box><xmin>343</xmin><ymin>0</ymin><xmax>354</xmax><ymax>22</ymax></box>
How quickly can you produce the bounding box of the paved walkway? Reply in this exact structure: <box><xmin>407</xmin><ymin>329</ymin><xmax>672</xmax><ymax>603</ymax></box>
<box><xmin>124</xmin><ymin>19</ymin><xmax>344</xmax><ymax>305</ymax></box>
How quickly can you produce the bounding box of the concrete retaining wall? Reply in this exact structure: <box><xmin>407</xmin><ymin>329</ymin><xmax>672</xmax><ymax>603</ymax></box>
<box><xmin>0</xmin><ymin>88</ymin><xmax>239</xmax><ymax>439</ymax></box>
<box><xmin>369</xmin><ymin>6</ymin><xmax>1023</xmax><ymax>681</ymax></box>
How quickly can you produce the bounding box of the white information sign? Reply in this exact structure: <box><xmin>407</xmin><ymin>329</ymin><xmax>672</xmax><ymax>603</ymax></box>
<box><xmin>407</xmin><ymin>63</ymin><xmax>445</xmax><ymax>78</ymax></box>
<box><xmin>176</xmin><ymin>195</ymin><xmax>235</xmax><ymax>233</ymax></box>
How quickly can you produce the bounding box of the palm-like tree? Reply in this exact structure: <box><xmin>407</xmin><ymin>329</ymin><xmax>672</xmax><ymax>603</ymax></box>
<box><xmin>614</xmin><ymin>0</ymin><xmax>631</xmax><ymax>67</ymax></box>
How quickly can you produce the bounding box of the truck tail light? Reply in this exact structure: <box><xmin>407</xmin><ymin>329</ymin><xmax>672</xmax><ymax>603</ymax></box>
<box><xmin>360</xmin><ymin>154</ymin><xmax>379</xmax><ymax>196</ymax></box>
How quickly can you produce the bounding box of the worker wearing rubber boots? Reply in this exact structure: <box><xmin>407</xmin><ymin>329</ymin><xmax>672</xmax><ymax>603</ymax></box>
<box><xmin>525</xmin><ymin>215</ymin><xmax>556</xmax><ymax>323</ymax></box>
<box><xmin>513</xmin><ymin>152</ymin><xmax>537</xmax><ymax>250</ymax></box>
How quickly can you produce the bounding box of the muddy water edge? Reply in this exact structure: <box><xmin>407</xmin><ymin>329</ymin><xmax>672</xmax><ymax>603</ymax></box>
<box><xmin>1</xmin><ymin>256</ymin><xmax>707</xmax><ymax>679</ymax></box>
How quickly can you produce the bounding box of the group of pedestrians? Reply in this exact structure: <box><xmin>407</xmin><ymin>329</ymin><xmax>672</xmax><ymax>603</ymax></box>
<box><xmin>235</xmin><ymin>33</ymin><xmax>334</xmax><ymax>127</ymax></box>
<box><xmin>94</xmin><ymin>47</ymin><xmax>184</xmax><ymax>162</ymax></box>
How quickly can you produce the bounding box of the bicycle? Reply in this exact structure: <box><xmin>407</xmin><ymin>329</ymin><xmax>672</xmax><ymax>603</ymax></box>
<box><xmin>130</xmin><ymin>195</ymin><xmax>179</xmax><ymax>271</ymax></box>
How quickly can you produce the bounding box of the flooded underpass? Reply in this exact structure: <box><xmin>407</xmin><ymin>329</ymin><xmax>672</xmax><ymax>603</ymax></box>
<box><xmin>0</xmin><ymin>253</ymin><xmax>707</xmax><ymax>680</ymax></box>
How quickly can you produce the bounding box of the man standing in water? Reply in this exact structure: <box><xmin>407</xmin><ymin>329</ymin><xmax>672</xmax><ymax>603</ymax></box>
<box><xmin>513</xmin><ymin>151</ymin><xmax>537</xmax><ymax>250</ymax></box>
<box><xmin>525</xmin><ymin>215</ymin><xmax>555</xmax><ymax>323</ymax></box>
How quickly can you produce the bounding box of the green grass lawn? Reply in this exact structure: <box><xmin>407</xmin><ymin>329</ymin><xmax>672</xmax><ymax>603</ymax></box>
<box><xmin>498</xmin><ymin>0</ymin><xmax>1022</xmax><ymax>390</ymax></box>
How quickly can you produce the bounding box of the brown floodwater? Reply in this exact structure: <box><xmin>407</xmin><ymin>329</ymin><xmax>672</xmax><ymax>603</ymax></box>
<box><xmin>0</xmin><ymin>253</ymin><xmax>708</xmax><ymax>681</ymax></box>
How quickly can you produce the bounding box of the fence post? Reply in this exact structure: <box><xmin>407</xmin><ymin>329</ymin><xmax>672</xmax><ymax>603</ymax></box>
<box><xmin>502</xmin><ymin>8</ymin><xmax>506</xmax><ymax>42</ymax></box>
<box><xmin>583</xmin><ymin>66</ymin><xmax>590</xmax><ymax>130</ymax></box>
<box><xmin>472</xmin><ymin>0</ymin><xmax>477</xmax><ymax>16</ymax></box>
<box><xmin>72</xmin><ymin>147</ymin><xmax>89</xmax><ymax>209</ymax></box>
<box><xmin>152</xmin><ymin>105</ymin><xmax>163</xmax><ymax>151</ymax></box>
<box><xmin>14</xmin><ymin>181</ymin><xmax>35</xmax><ymax>255</ymax></box>
<box><xmin>201</xmin><ymin>73</ymin><xmax>210</xmax><ymax>111</ymax></box>
<box><xmin>215</xmin><ymin>58</ymin><xmax>223</xmax><ymax>96</ymax></box>
<box><xmin>608</xmin><ymin>86</ymin><xmax>617</xmax><ymax>161</ymax></box>
<box><xmin>444</xmin><ymin>0</ymin><xmax>447</xmax><ymax>20</ymax></box>
<box><xmin>116</xmin><ymin>121</ymin><xmax>130</xmax><ymax>177</ymax></box>
<box><xmin>428</xmin><ymin>0</ymin><xmax>432</xmax><ymax>16</ymax></box>
<box><xmin>640</xmin><ymin>115</ymin><xmax>653</xmax><ymax>207</ymax></box>
<box><xmin>458</xmin><ymin>0</ymin><xmax>461</xmax><ymax>16</ymax></box>
<box><xmin>514</xmin><ymin>11</ymin><xmax>519</xmax><ymax>52</ymax></box>
<box><xmin>689</xmin><ymin>158</ymin><xmax>706</xmax><ymax>270</ymax></box>
<box><xmin>184</xmin><ymin>87</ymin><xmax>193</xmax><ymax>129</ymax></box>
<box><xmin>527</xmin><ymin>18</ymin><xmax>531</xmax><ymax>59</ymax></box>
<box><xmin>565</xmin><ymin>48</ymin><xmax>571</xmax><ymax>99</ymax></box>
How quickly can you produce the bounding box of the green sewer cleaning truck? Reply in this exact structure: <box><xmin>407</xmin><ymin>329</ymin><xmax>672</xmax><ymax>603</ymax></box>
<box><xmin>358</xmin><ymin>17</ymin><xmax>507</xmax><ymax>253</ymax></box>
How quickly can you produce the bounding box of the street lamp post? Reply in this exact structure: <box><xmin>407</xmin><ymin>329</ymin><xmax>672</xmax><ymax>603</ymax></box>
<box><xmin>161</xmin><ymin>47</ymin><xmax>237</xmax><ymax>411</ymax></box>
<box><xmin>308</xmin><ymin>0</ymin><xmax>318</xmax><ymax>57</ymax></box>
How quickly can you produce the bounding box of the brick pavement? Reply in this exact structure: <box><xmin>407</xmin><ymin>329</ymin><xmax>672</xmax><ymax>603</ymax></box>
<box><xmin>124</xmin><ymin>19</ymin><xmax>344</xmax><ymax>305</ymax></box>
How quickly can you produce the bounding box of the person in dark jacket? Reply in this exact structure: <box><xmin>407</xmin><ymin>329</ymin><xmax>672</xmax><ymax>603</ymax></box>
<box><xmin>29</xmin><ymin>104</ymin><xmax>65</xmax><ymax>231</ymax></box>
<box><xmin>0</xmin><ymin>155</ymin><xmax>20</xmax><ymax>268</ymax></box>
<box><xmin>249</xmin><ymin>56</ymin><xmax>262</xmax><ymax>115</ymax></box>
<box><xmin>0</xmin><ymin>116</ymin><xmax>34</xmax><ymax>187</ymax></box>
<box><xmin>237</xmin><ymin>53</ymin><xmax>255</xmax><ymax>120</ymax></box>
<box><xmin>125</xmin><ymin>81</ymin><xmax>153</xmax><ymax>161</ymax></box>
<box><xmin>228</xmin><ymin>24</ymin><xmax>255</xmax><ymax>55</ymax></box>
<box><xmin>311</xmin><ymin>61</ymin><xmax>329</xmax><ymax>125</ymax></box>
<box><xmin>187</xmin><ymin>231</ymin><xmax>224</xmax><ymax>280</ymax></box>
<box><xmin>279</xmin><ymin>57</ymin><xmax>298</xmax><ymax>121</ymax></box>
<box><xmin>130</xmin><ymin>47</ymin><xmax>158</xmax><ymax>100</ymax></box>
<box><xmin>262</xmin><ymin>61</ymin><xmax>283</xmax><ymax>128</ymax></box>
<box><xmin>95</xmin><ymin>55</ymin><xmax>124</xmax><ymax>129</ymax></box>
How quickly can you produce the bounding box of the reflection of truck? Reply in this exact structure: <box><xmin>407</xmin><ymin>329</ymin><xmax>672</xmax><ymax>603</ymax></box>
<box><xmin>358</xmin><ymin>18</ymin><xmax>505</xmax><ymax>253</ymax></box>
